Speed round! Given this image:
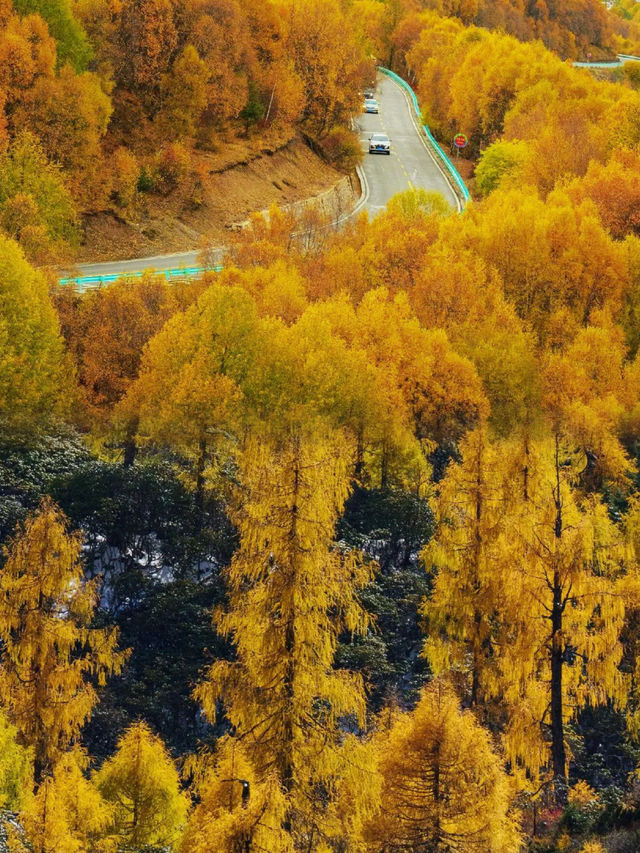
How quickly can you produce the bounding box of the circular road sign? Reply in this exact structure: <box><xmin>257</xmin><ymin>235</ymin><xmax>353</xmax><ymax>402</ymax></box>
<box><xmin>453</xmin><ymin>133</ymin><xmax>468</xmax><ymax>149</ymax></box>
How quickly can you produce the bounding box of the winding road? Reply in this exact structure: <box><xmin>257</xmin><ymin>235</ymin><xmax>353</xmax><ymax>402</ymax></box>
<box><xmin>59</xmin><ymin>72</ymin><xmax>462</xmax><ymax>287</ymax></box>
<box><xmin>573</xmin><ymin>52</ymin><xmax>640</xmax><ymax>68</ymax></box>
<box><xmin>356</xmin><ymin>73</ymin><xmax>460</xmax><ymax>217</ymax></box>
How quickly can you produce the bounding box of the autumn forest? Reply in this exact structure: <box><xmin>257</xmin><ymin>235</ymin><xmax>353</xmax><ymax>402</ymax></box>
<box><xmin>4</xmin><ymin>0</ymin><xmax>640</xmax><ymax>850</ymax></box>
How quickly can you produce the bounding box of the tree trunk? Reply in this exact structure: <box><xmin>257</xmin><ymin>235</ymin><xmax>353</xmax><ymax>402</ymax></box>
<box><xmin>550</xmin><ymin>568</ymin><xmax>567</xmax><ymax>805</ymax></box>
<box><xmin>282</xmin><ymin>444</ymin><xmax>300</xmax><ymax>833</ymax></box>
<box><xmin>551</xmin><ymin>432</ymin><xmax>567</xmax><ymax>804</ymax></box>
<box><xmin>471</xmin><ymin>440</ymin><xmax>483</xmax><ymax>708</ymax></box>
<box><xmin>123</xmin><ymin>415</ymin><xmax>139</xmax><ymax>467</ymax></box>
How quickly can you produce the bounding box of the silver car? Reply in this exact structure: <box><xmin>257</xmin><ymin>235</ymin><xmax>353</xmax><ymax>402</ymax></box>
<box><xmin>369</xmin><ymin>133</ymin><xmax>390</xmax><ymax>154</ymax></box>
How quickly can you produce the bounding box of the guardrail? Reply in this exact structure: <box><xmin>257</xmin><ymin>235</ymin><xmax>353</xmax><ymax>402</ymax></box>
<box><xmin>58</xmin><ymin>265</ymin><xmax>223</xmax><ymax>288</ymax></box>
<box><xmin>378</xmin><ymin>67</ymin><xmax>470</xmax><ymax>207</ymax></box>
<box><xmin>574</xmin><ymin>52</ymin><xmax>640</xmax><ymax>68</ymax></box>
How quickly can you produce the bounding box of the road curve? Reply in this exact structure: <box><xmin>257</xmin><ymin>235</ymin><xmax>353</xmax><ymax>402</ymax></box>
<box><xmin>60</xmin><ymin>72</ymin><xmax>462</xmax><ymax>286</ymax></box>
<box><xmin>356</xmin><ymin>73</ymin><xmax>460</xmax><ymax>216</ymax></box>
<box><xmin>574</xmin><ymin>52</ymin><xmax>640</xmax><ymax>68</ymax></box>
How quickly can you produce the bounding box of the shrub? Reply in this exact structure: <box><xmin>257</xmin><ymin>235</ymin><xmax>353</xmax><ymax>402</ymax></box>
<box><xmin>562</xmin><ymin>781</ymin><xmax>603</xmax><ymax>834</ymax></box>
<box><xmin>111</xmin><ymin>147</ymin><xmax>139</xmax><ymax>209</ymax></box>
<box><xmin>151</xmin><ymin>142</ymin><xmax>191</xmax><ymax>195</ymax></box>
<box><xmin>319</xmin><ymin>126</ymin><xmax>363</xmax><ymax>172</ymax></box>
<box><xmin>475</xmin><ymin>140</ymin><xmax>529</xmax><ymax>196</ymax></box>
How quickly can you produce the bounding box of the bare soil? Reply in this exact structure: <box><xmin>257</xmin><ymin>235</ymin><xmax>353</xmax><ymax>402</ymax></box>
<box><xmin>79</xmin><ymin>135</ymin><xmax>346</xmax><ymax>263</ymax></box>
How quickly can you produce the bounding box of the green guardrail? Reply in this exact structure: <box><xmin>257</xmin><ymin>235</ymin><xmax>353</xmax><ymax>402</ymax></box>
<box><xmin>59</xmin><ymin>264</ymin><xmax>223</xmax><ymax>289</ymax></box>
<box><xmin>379</xmin><ymin>67</ymin><xmax>470</xmax><ymax>207</ymax></box>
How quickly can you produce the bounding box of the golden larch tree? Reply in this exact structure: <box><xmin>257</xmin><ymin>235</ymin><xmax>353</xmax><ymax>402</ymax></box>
<box><xmin>192</xmin><ymin>430</ymin><xmax>380</xmax><ymax>851</ymax></box>
<box><xmin>16</xmin><ymin>749</ymin><xmax>114</xmax><ymax>853</ymax></box>
<box><xmin>497</xmin><ymin>435</ymin><xmax>629</xmax><ymax>803</ymax></box>
<box><xmin>422</xmin><ymin>426</ymin><xmax>509</xmax><ymax>709</ymax></box>
<box><xmin>371</xmin><ymin>680</ymin><xmax>521</xmax><ymax>852</ymax></box>
<box><xmin>95</xmin><ymin>721</ymin><xmax>189</xmax><ymax>850</ymax></box>
<box><xmin>0</xmin><ymin>499</ymin><xmax>127</xmax><ymax>785</ymax></box>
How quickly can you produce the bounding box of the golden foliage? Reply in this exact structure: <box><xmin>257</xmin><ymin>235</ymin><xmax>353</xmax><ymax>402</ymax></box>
<box><xmin>0</xmin><ymin>500</ymin><xmax>127</xmax><ymax>784</ymax></box>
<box><xmin>95</xmin><ymin>721</ymin><xmax>189</xmax><ymax>850</ymax></box>
<box><xmin>372</xmin><ymin>681</ymin><xmax>521</xmax><ymax>852</ymax></box>
<box><xmin>192</xmin><ymin>431</ymin><xmax>379</xmax><ymax>851</ymax></box>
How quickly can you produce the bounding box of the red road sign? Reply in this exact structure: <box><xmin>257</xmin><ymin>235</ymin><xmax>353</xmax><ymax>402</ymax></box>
<box><xmin>453</xmin><ymin>133</ymin><xmax>468</xmax><ymax>148</ymax></box>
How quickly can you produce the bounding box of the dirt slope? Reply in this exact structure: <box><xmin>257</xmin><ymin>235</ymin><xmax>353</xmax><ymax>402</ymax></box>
<box><xmin>79</xmin><ymin>136</ymin><xmax>346</xmax><ymax>263</ymax></box>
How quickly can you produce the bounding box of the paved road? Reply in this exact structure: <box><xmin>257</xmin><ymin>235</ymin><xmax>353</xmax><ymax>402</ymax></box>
<box><xmin>355</xmin><ymin>73</ymin><xmax>460</xmax><ymax>216</ymax></box>
<box><xmin>60</xmin><ymin>72</ymin><xmax>461</xmax><ymax>285</ymax></box>
<box><xmin>574</xmin><ymin>52</ymin><xmax>640</xmax><ymax>68</ymax></box>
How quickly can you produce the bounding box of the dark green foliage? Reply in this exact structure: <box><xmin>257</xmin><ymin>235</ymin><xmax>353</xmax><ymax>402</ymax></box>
<box><xmin>136</xmin><ymin>167</ymin><xmax>154</xmax><ymax>193</ymax></box>
<box><xmin>570</xmin><ymin>706</ymin><xmax>639</xmax><ymax>792</ymax></box>
<box><xmin>239</xmin><ymin>81</ymin><xmax>265</xmax><ymax>134</ymax></box>
<box><xmin>0</xmin><ymin>427</ymin><xmax>91</xmax><ymax>547</ymax></box>
<box><xmin>84</xmin><ymin>578</ymin><xmax>226</xmax><ymax>758</ymax></box>
<box><xmin>338</xmin><ymin>487</ymin><xmax>434</xmax><ymax>571</ymax></box>
<box><xmin>50</xmin><ymin>457</ymin><xmax>236</xmax><ymax>755</ymax></box>
<box><xmin>50</xmin><ymin>458</ymin><xmax>237</xmax><ymax>612</ymax></box>
<box><xmin>336</xmin><ymin>488</ymin><xmax>434</xmax><ymax>708</ymax></box>
<box><xmin>1</xmin><ymin>440</ymin><xmax>237</xmax><ymax>757</ymax></box>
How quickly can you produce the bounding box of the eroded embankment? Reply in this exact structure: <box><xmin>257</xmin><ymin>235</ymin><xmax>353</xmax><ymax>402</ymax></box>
<box><xmin>79</xmin><ymin>137</ymin><xmax>357</xmax><ymax>263</ymax></box>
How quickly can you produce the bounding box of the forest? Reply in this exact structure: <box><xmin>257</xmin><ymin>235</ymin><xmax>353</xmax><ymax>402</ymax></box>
<box><xmin>3</xmin><ymin>0</ymin><xmax>640</xmax><ymax>851</ymax></box>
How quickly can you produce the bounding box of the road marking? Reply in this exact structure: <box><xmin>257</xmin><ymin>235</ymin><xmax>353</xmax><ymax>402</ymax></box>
<box><xmin>393</xmin><ymin>81</ymin><xmax>462</xmax><ymax>212</ymax></box>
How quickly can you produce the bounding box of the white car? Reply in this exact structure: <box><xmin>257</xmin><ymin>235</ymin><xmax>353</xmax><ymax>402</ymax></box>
<box><xmin>369</xmin><ymin>133</ymin><xmax>391</xmax><ymax>154</ymax></box>
<box><xmin>363</xmin><ymin>98</ymin><xmax>379</xmax><ymax>114</ymax></box>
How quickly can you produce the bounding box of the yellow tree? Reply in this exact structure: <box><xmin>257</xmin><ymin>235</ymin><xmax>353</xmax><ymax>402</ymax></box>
<box><xmin>284</xmin><ymin>0</ymin><xmax>368</xmax><ymax>134</ymax></box>
<box><xmin>496</xmin><ymin>437</ymin><xmax>630</xmax><ymax>803</ymax></box>
<box><xmin>159</xmin><ymin>44</ymin><xmax>209</xmax><ymax>139</ymax></box>
<box><xmin>95</xmin><ymin>721</ymin><xmax>189</xmax><ymax>850</ymax></box>
<box><xmin>56</xmin><ymin>273</ymin><xmax>199</xmax><ymax>463</ymax></box>
<box><xmin>16</xmin><ymin>749</ymin><xmax>114</xmax><ymax>853</ymax></box>
<box><xmin>124</xmin><ymin>282</ymin><xmax>261</xmax><ymax>510</ymax></box>
<box><xmin>0</xmin><ymin>709</ymin><xmax>31</xmax><ymax>811</ymax></box>
<box><xmin>423</xmin><ymin>421</ymin><xmax>633</xmax><ymax>802</ymax></box>
<box><xmin>450</xmin><ymin>187</ymin><xmax>628</xmax><ymax>343</ymax></box>
<box><xmin>0</xmin><ymin>234</ymin><xmax>68</xmax><ymax>436</ymax></box>
<box><xmin>302</xmin><ymin>288</ymin><xmax>488</xmax><ymax>491</ymax></box>
<box><xmin>181</xmin><ymin>739</ymin><xmax>292</xmax><ymax>853</ymax></box>
<box><xmin>14</xmin><ymin>775</ymin><xmax>79</xmax><ymax>853</ymax></box>
<box><xmin>371</xmin><ymin>681</ymin><xmax>521</xmax><ymax>852</ymax></box>
<box><xmin>192</xmin><ymin>430</ymin><xmax>379</xmax><ymax>851</ymax></box>
<box><xmin>0</xmin><ymin>500</ymin><xmax>127</xmax><ymax>785</ymax></box>
<box><xmin>495</xmin><ymin>330</ymin><xmax>636</xmax><ymax>800</ymax></box>
<box><xmin>423</xmin><ymin>427</ymin><xmax>508</xmax><ymax>709</ymax></box>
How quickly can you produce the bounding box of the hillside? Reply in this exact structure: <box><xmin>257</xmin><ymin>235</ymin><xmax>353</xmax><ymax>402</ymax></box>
<box><xmin>78</xmin><ymin>135</ymin><xmax>348</xmax><ymax>262</ymax></box>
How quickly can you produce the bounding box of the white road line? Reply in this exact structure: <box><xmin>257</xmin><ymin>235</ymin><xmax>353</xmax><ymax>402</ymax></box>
<box><xmin>395</xmin><ymin>82</ymin><xmax>462</xmax><ymax>213</ymax></box>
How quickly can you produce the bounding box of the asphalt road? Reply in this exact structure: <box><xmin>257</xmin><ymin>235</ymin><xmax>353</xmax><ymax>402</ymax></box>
<box><xmin>61</xmin><ymin>72</ymin><xmax>461</xmax><ymax>285</ymax></box>
<box><xmin>573</xmin><ymin>52</ymin><xmax>640</xmax><ymax>68</ymax></box>
<box><xmin>355</xmin><ymin>73</ymin><xmax>460</xmax><ymax>216</ymax></box>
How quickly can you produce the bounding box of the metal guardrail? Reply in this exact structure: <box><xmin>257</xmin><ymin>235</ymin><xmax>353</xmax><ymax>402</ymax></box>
<box><xmin>378</xmin><ymin>67</ymin><xmax>470</xmax><ymax>207</ymax></box>
<box><xmin>58</xmin><ymin>264</ymin><xmax>223</xmax><ymax>288</ymax></box>
<box><xmin>574</xmin><ymin>52</ymin><xmax>640</xmax><ymax>68</ymax></box>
